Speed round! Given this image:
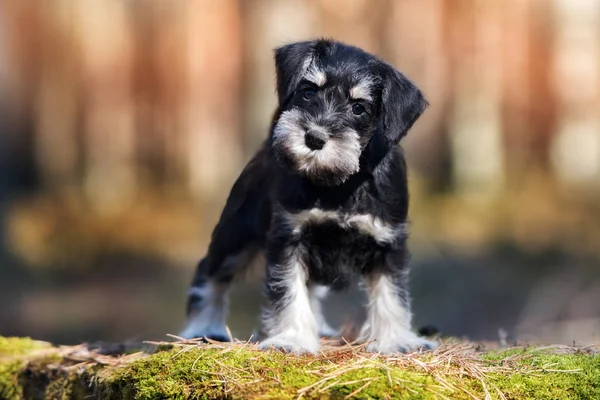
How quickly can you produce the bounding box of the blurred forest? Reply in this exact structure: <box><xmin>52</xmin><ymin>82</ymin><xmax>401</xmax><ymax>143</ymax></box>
<box><xmin>1</xmin><ymin>0</ymin><xmax>599</xmax><ymax>347</ymax></box>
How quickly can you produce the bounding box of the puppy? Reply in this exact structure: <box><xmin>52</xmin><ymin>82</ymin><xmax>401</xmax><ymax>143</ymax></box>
<box><xmin>180</xmin><ymin>39</ymin><xmax>436</xmax><ymax>354</ymax></box>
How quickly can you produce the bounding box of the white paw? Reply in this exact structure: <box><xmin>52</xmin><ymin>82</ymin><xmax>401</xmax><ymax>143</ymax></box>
<box><xmin>260</xmin><ymin>333</ymin><xmax>319</xmax><ymax>354</ymax></box>
<box><xmin>318</xmin><ymin>323</ymin><xmax>340</xmax><ymax>338</ymax></box>
<box><xmin>363</xmin><ymin>332</ymin><xmax>438</xmax><ymax>354</ymax></box>
<box><xmin>179</xmin><ymin>323</ymin><xmax>230</xmax><ymax>342</ymax></box>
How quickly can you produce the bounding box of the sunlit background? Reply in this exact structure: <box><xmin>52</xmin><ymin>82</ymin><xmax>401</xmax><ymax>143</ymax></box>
<box><xmin>1</xmin><ymin>0</ymin><xmax>599</xmax><ymax>347</ymax></box>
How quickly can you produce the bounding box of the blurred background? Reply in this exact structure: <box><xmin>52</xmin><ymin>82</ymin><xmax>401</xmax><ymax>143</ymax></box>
<box><xmin>1</xmin><ymin>0</ymin><xmax>599</xmax><ymax>347</ymax></box>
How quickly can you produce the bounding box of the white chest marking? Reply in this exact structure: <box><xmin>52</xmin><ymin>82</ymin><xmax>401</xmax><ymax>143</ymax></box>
<box><xmin>285</xmin><ymin>209</ymin><xmax>406</xmax><ymax>244</ymax></box>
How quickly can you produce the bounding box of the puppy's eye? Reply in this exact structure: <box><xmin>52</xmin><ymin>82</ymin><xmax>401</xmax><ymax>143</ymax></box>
<box><xmin>352</xmin><ymin>103</ymin><xmax>366</xmax><ymax>116</ymax></box>
<box><xmin>303</xmin><ymin>89</ymin><xmax>316</xmax><ymax>100</ymax></box>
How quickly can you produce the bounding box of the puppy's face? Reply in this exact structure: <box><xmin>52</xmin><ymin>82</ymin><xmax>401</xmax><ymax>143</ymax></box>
<box><xmin>271</xmin><ymin>40</ymin><xmax>427</xmax><ymax>186</ymax></box>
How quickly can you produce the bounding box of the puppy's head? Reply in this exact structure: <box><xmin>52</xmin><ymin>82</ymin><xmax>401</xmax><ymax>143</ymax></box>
<box><xmin>271</xmin><ymin>39</ymin><xmax>427</xmax><ymax>186</ymax></box>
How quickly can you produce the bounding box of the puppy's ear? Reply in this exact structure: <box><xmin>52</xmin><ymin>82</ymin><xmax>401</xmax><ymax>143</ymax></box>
<box><xmin>274</xmin><ymin>41</ymin><xmax>315</xmax><ymax>106</ymax></box>
<box><xmin>380</xmin><ymin>65</ymin><xmax>428</xmax><ymax>143</ymax></box>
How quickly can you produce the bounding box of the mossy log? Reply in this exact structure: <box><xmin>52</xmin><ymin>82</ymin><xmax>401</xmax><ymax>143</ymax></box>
<box><xmin>1</xmin><ymin>336</ymin><xmax>599</xmax><ymax>399</ymax></box>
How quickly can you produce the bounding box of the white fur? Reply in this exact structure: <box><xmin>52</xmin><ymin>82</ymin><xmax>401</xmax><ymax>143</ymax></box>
<box><xmin>260</xmin><ymin>252</ymin><xmax>319</xmax><ymax>354</ymax></box>
<box><xmin>310</xmin><ymin>284</ymin><xmax>339</xmax><ymax>337</ymax></box>
<box><xmin>273</xmin><ymin>109</ymin><xmax>362</xmax><ymax>182</ymax></box>
<box><xmin>359</xmin><ymin>273</ymin><xmax>437</xmax><ymax>353</ymax></box>
<box><xmin>304</xmin><ymin>65</ymin><xmax>327</xmax><ymax>87</ymax></box>
<box><xmin>350</xmin><ymin>78</ymin><xmax>375</xmax><ymax>101</ymax></box>
<box><xmin>346</xmin><ymin>214</ymin><xmax>404</xmax><ymax>244</ymax></box>
<box><xmin>286</xmin><ymin>208</ymin><xmax>406</xmax><ymax>244</ymax></box>
<box><xmin>179</xmin><ymin>282</ymin><xmax>231</xmax><ymax>340</ymax></box>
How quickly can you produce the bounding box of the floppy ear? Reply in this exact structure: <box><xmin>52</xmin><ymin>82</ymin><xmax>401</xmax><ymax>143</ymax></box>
<box><xmin>274</xmin><ymin>41</ymin><xmax>315</xmax><ymax>106</ymax></box>
<box><xmin>380</xmin><ymin>65</ymin><xmax>428</xmax><ymax>143</ymax></box>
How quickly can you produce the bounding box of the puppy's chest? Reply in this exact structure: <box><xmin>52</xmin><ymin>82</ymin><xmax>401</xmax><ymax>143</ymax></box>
<box><xmin>281</xmin><ymin>208</ymin><xmax>407</xmax><ymax>286</ymax></box>
<box><xmin>284</xmin><ymin>208</ymin><xmax>406</xmax><ymax>247</ymax></box>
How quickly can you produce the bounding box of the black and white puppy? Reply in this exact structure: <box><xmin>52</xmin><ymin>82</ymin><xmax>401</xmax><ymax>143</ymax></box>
<box><xmin>180</xmin><ymin>39</ymin><xmax>436</xmax><ymax>354</ymax></box>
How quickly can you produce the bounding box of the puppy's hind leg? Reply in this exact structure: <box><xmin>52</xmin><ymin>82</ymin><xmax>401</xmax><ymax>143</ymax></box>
<box><xmin>180</xmin><ymin>144</ymin><xmax>271</xmax><ymax>342</ymax></box>
<box><xmin>181</xmin><ymin>279</ymin><xmax>229</xmax><ymax>342</ymax></box>
<box><xmin>180</xmin><ymin>253</ymin><xmax>251</xmax><ymax>342</ymax></box>
<box><xmin>310</xmin><ymin>284</ymin><xmax>339</xmax><ymax>338</ymax></box>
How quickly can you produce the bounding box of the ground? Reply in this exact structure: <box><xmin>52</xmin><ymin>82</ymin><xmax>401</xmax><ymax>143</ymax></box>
<box><xmin>1</xmin><ymin>336</ymin><xmax>599</xmax><ymax>399</ymax></box>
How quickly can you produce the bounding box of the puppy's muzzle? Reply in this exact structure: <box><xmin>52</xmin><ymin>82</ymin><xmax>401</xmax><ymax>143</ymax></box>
<box><xmin>305</xmin><ymin>129</ymin><xmax>327</xmax><ymax>150</ymax></box>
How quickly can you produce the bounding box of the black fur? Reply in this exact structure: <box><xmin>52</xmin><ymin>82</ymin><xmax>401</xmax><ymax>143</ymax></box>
<box><xmin>182</xmin><ymin>39</ymin><xmax>429</xmax><ymax>351</ymax></box>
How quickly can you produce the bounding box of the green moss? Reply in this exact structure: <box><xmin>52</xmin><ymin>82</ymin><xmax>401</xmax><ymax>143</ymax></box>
<box><xmin>1</xmin><ymin>358</ymin><xmax>24</xmax><ymax>400</ymax></box>
<box><xmin>1</xmin><ymin>337</ymin><xmax>598</xmax><ymax>399</ymax></box>
<box><xmin>101</xmin><ymin>347</ymin><xmax>451</xmax><ymax>399</ymax></box>
<box><xmin>0</xmin><ymin>337</ymin><xmax>50</xmax><ymax>357</ymax></box>
<box><xmin>487</xmin><ymin>351</ymin><xmax>600</xmax><ymax>400</ymax></box>
<box><xmin>0</xmin><ymin>337</ymin><xmax>52</xmax><ymax>400</ymax></box>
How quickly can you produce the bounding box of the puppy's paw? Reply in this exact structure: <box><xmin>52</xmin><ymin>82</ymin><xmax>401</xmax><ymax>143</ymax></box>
<box><xmin>179</xmin><ymin>325</ymin><xmax>231</xmax><ymax>342</ymax></box>
<box><xmin>260</xmin><ymin>334</ymin><xmax>319</xmax><ymax>354</ymax></box>
<box><xmin>364</xmin><ymin>332</ymin><xmax>438</xmax><ymax>354</ymax></box>
<box><xmin>318</xmin><ymin>323</ymin><xmax>340</xmax><ymax>338</ymax></box>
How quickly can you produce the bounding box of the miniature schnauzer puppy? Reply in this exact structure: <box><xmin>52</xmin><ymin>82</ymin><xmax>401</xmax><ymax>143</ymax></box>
<box><xmin>180</xmin><ymin>39</ymin><xmax>437</xmax><ymax>354</ymax></box>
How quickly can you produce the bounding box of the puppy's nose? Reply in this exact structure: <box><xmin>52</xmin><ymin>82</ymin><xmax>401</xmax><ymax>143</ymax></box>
<box><xmin>305</xmin><ymin>129</ymin><xmax>327</xmax><ymax>150</ymax></box>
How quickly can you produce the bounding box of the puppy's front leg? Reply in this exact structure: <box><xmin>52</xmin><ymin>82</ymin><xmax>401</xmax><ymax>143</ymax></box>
<box><xmin>360</xmin><ymin>268</ymin><xmax>437</xmax><ymax>354</ymax></box>
<box><xmin>260</xmin><ymin>247</ymin><xmax>319</xmax><ymax>354</ymax></box>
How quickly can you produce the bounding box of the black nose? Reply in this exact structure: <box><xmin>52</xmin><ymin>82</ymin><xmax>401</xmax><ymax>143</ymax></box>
<box><xmin>305</xmin><ymin>129</ymin><xmax>327</xmax><ymax>150</ymax></box>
